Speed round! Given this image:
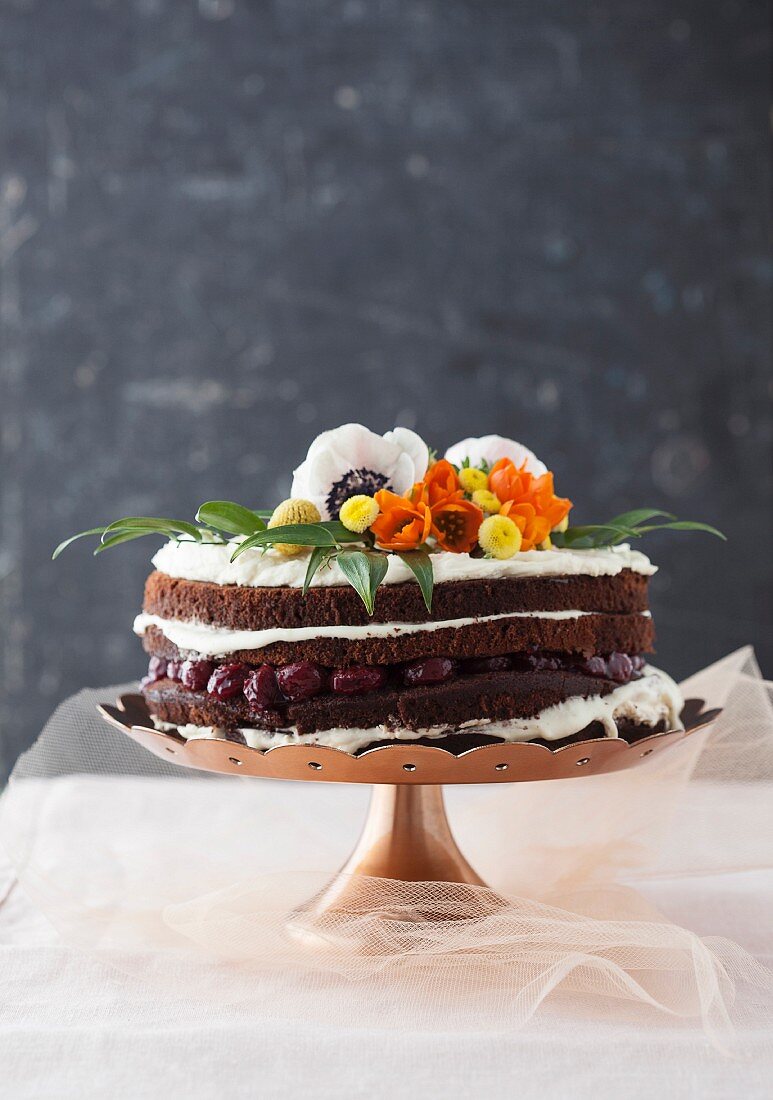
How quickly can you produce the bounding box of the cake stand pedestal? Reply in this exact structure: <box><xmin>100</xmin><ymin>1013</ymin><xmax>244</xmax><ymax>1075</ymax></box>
<box><xmin>98</xmin><ymin>695</ymin><xmax>717</xmax><ymax>938</ymax></box>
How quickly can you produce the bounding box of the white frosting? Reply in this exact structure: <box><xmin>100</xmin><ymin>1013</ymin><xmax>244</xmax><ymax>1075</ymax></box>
<box><xmin>152</xmin><ymin>667</ymin><xmax>683</xmax><ymax>755</ymax></box>
<box><xmin>134</xmin><ymin>608</ymin><xmax>650</xmax><ymax>658</ymax></box>
<box><xmin>150</xmin><ymin>539</ymin><xmax>656</xmax><ymax>589</ymax></box>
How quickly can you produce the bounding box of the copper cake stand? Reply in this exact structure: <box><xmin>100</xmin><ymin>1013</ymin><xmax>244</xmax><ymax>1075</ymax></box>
<box><xmin>98</xmin><ymin>694</ymin><xmax>718</xmax><ymax>931</ymax></box>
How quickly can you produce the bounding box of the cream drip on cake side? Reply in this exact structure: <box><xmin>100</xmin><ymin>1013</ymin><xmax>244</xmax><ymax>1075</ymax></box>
<box><xmin>151</xmin><ymin>666</ymin><xmax>683</xmax><ymax>754</ymax></box>
<box><xmin>150</xmin><ymin>539</ymin><xmax>657</xmax><ymax>589</ymax></box>
<box><xmin>134</xmin><ymin>608</ymin><xmax>652</xmax><ymax>658</ymax></box>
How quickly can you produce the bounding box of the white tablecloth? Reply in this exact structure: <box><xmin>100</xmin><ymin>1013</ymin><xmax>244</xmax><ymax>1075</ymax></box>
<box><xmin>1</xmin><ymin>778</ymin><xmax>771</xmax><ymax>1099</ymax></box>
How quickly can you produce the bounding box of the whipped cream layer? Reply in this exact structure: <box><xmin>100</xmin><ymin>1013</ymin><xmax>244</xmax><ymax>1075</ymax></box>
<box><xmin>134</xmin><ymin>608</ymin><xmax>651</xmax><ymax>657</ymax></box>
<box><xmin>151</xmin><ymin>539</ymin><xmax>656</xmax><ymax>589</ymax></box>
<box><xmin>153</xmin><ymin>666</ymin><xmax>683</xmax><ymax>754</ymax></box>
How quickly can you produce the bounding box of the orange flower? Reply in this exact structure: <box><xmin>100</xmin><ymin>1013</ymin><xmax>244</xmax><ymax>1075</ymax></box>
<box><xmin>489</xmin><ymin>458</ymin><xmax>572</xmax><ymax>532</ymax></box>
<box><xmin>405</xmin><ymin>460</ymin><xmax>483</xmax><ymax>552</ymax></box>
<box><xmin>430</xmin><ymin>496</ymin><xmax>484</xmax><ymax>553</ymax></box>
<box><xmin>370</xmin><ymin>489</ymin><xmax>432</xmax><ymax>551</ymax></box>
<box><xmin>421</xmin><ymin>459</ymin><xmax>461</xmax><ymax>506</ymax></box>
<box><xmin>499</xmin><ymin>500</ymin><xmax>552</xmax><ymax>552</ymax></box>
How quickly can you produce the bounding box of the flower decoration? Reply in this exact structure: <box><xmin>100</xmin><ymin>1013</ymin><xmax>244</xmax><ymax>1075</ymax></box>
<box><xmin>428</xmin><ymin>496</ymin><xmax>483</xmax><ymax>553</ymax></box>
<box><xmin>54</xmin><ymin>423</ymin><xmax>725</xmax><ymax>617</ymax></box>
<box><xmin>457</xmin><ymin>467</ymin><xmax>488</xmax><ymax>494</ymax></box>
<box><xmin>370</xmin><ymin>489</ymin><xmax>432</xmax><ymax>550</ymax></box>
<box><xmin>268</xmin><ymin>498</ymin><xmax>321</xmax><ymax>555</ymax></box>
<box><xmin>402</xmin><ymin>459</ymin><xmax>484</xmax><ymax>553</ymax></box>
<box><xmin>291</xmin><ymin>424</ymin><xmax>429</xmax><ymax>520</ymax></box>
<box><xmin>472</xmin><ymin>489</ymin><xmax>501</xmax><ymax>514</ymax></box>
<box><xmin>417</xmin><ymin>458</ymin><xmax>460</xmax><ymax>506</ymax></box>
<box><xmin>445</xmin><ymin>435</ymin><xmax>547</xmax><ymax>476</ymax></box>
<box><xmin>478</xmin><ymin>514</ymin><xmax>522</xmax><ymax>559</ymax></box>
<box><xmin>498</xmin><ymin>502</ymin><xmax>550</xmax><ymax>552</ymax></box>
<box><xmin>339</xmin><ymin>495</ymin><xmax>380</xmax><ymax>534</ymax></box>
<box><xmin>489</xmin><ymin>458</ymin><xmax>572</xmax><ymax>537</ymax></box>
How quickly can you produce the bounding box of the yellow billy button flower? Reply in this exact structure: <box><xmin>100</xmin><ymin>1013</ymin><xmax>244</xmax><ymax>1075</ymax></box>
<box><xmin>472</xmin><ymin>489</ymin><xmax>501</xmax><ymax>514</ymax></box>
<box><xmin>458</xmin><ymin>466</ymin><xmax>489</xmax><ymax>494</ymax></box>
<box><xmin>478</xmin><ymin>514</ymin><xmax>522</xmax><ymax>560</ymax></box>
<box><xmin>268</xmin><ymin>498</ymin><xmax>321</xmax><ymax>555</ymax></box>
<box><xmin>339</xmin><ymin>494</ymin><xmax>380</xmax><ymax>534</ymax></box>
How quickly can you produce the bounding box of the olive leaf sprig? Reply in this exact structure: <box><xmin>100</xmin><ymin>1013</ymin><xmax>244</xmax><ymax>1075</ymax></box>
<box><xmin>551</xmin><ymin>508</ymin><xmax>726</xmax><ymax>549</ymax></box>
<box><xmin>51</xmin><ymin>501</ymin><xmax>271</xmax><ymax>559</ymax></box>
<box><xmin>52</xmin><ymin>517</ymin><xmax>215</xmax><ymax>558</ymax></box>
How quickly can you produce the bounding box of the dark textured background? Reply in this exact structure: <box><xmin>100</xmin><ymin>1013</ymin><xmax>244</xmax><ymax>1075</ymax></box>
<box><xmin>0</xmin><ymin>0</ymin><xmax>770</xmax><ymax>779</ymax></box>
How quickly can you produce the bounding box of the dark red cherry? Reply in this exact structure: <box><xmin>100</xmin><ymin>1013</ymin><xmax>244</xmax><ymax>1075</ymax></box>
<box><xmin>402</xmin><ymin>657</ymin><xmax>456</xmax><ymax>686</ymax></box>
<box><xmin>181</xmin><ymin>659</ymin><xmax>216</xmax><ymax>691</ymax></box>
<box><xmin>331</xmin><ymin>666</ymin><xmax>387</xmax><ymax>694</ymax></box>
<box><xmin>606</xmin><ymin>652</ymin><xmax>634</xmax><ymax>683</ymax></box>
<box><xmin>244</xmin><ymin>665</ymin><xmax>281</xmax><ymax>709</ymax></box>
<box><xmin>207</xmin><ymin>662</ymin><xmax>248</xmax><ymax>699</ymax></box>
<box><xmin>276</xmin><ymin>662</ymin><xmax>326</xmax><ymax>701</ymax></box>
<box><xmin>581</xmin><ymin>655</ymin><xmax>608</xmax><ymax>678</ymax></box>
<box><xmin>463</xmin><ymin>655</ymin><xmax>512</xmax><ymax>674</ymax></box>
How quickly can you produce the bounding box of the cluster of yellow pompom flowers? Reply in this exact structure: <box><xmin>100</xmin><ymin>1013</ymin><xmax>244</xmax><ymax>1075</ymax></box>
<box><xmin>458</xmin><ymin>465</ymin><xmax>524</xmax><ymax>559</ymax></box>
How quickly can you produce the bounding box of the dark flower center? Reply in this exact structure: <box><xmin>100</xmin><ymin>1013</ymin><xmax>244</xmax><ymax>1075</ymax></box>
<box><xmin>326</xmin><ymin>468</ymin><xmax>391</xmax><ymax>518</ymax></box>
<box><xmin>433</xmin><ymin>510</ymin><xmax>467</xmax><ymax>546</ymax></box>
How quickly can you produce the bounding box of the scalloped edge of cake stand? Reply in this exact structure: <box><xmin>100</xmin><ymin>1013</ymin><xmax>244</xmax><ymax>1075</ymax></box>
<box><xmin>97</xmin><ymin>693</ymin><xmax>720</xmax><ymax>786</ymax></box>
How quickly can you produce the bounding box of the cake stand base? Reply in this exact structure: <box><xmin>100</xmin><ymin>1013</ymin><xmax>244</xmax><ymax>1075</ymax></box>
<box><xmin>98</xmin><ymin>693</ymin><xmax>720</xmax><ymax>951</ymax></box>
<box><xmin>287</xmin><ymin>784</ymin><xmax>493</xmax><ymax>947</ymax></box>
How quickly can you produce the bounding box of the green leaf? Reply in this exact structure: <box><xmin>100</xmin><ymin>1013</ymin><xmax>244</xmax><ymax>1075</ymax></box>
<box><xmin>94</xmin><ymin>529</ymin><xmax>164</xmax><ymax>554</ymax></box>
<box><xmin>196</xmin><ymin>501</ymin><xmax>266</xmax><ymax>536</ymax></box>
<box><xmin>604</xmin><ymin>508</ymin><xmax>676</xmax><ymax>528</ymax></box>
<box><xmin>553</xmin><ymin>513</ymin><xmax>727</xmax><ymax>549</ymax></box>
<box><xmin>302</xmin><ymin>546</ymin><xmax>335</xmax><ymax>595</ymax></box>
<box><xmin>231</xmin><ymin>521</ymin><xmax>363</xmax><ymax>561</ymax></box>
<box><xmin>101</xmin><ymin>517</ymin><xmax>203</xmax><ymax>542</ymax></box>
<box><xmin>52</xmin><ymin>527</ymin><xmax>107</xmax><ymax>560</ymax></box>
<box><xmin>336</xmin><ymin>549</ymin><xmax>389</xmax><ymax>615</ymax></box>
<box><xmin>555</xmin><ymin>523</ymin><xmax>640</xmax><ymax>548</ymax></box>
<box><xmin>317</xmin><ymin>520</ymin><xmax>366</xmax><ymax>542</ymax></box>
<box><xmin>635</xmin><ymin>520</ymin><xmax>727</xmax><ymax>540</ymax></box>
<box><xmin>395</xmin><ymin>550</ymin><xmax>434</xmax><ymax>612</ymax></box>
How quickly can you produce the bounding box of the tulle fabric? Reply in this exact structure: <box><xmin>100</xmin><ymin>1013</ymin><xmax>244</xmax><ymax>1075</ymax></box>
<box><xmin>1</xmin><ymin>647</ymin><xmax>771</xmax><ymax>1052</ymax></box>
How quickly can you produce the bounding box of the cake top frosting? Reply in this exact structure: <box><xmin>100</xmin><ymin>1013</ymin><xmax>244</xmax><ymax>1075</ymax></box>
<box><xmin>54</xmin><ymin>422</ymin><xmax>723</xmax><ymax>614</ymax></box>
<box><xmin>151</xmin><ymin>538</ymin><xmax>657</xmax><ymax>589</ymax></box>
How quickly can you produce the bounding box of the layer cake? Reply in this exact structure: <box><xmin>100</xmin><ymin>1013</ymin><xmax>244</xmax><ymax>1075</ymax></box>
<box><xmin>135</xmin><ymin>541</ymin><xmax>682</xmax><ymax>755</ymax></box>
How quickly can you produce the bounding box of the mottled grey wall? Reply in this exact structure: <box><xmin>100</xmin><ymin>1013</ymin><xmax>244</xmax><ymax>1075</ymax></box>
<box><xmin>1</xmin><ymin>0</ymin><xmax>770</xmax><ymax>779</ymax></box>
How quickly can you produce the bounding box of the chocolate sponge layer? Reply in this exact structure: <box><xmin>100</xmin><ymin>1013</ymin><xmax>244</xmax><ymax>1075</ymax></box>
<box><xmin>141</xmin><ymin>611</ymin><xmax>654</xmax><ymax>666</ymax></box>
<box><xmin>143</xmin><ymin>568</ymin><xmax>649</xmax><ymax>630</ymax></box>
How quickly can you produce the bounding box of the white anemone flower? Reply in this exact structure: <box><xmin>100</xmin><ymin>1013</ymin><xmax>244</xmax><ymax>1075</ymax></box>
<box><xmin>290</xmin><ymin>424</ymin><xmax>430</xmax><ymax>519</ymax></box>
<box><xmin>444</xmin><ymin>434</ymin><xmax>547</xmax><ymax>476</ymax></box>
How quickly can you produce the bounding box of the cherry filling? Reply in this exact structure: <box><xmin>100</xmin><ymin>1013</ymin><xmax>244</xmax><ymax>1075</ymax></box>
<box><xmin>145</xmin><ymin>650</ymin><xmax>647</xmax><ymax>710</ymax></box>
<box><xmin>276</xmin><ymin>662</ymin><xmax>327</xmax><ymax>701</ymax></box>
<box><xmin>331</xmin><ymin>666</ymin><xmax>388</xmax><ymax>694</ymax></box>
<box><xmin>181</xmin><ymin>659</ymin><xmax>215</xmax><ymax>691</ymax></box>
<box><xmin>207</xmin><ymin>663</ymin><xmax>248</xmax><ymax>699</ymax></box>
